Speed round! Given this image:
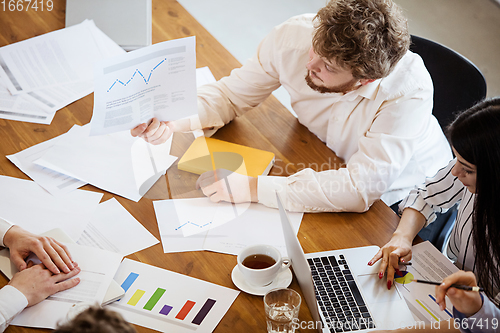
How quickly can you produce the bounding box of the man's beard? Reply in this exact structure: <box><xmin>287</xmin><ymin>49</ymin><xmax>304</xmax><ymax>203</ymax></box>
<box><xmin>305</xmin><ymin>71</ymin><xmax>359</xmax><ymax>94</ymax></box>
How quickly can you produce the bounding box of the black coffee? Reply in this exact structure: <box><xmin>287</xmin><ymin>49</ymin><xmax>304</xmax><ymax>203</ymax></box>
<box><xmin>242</xmin><ymin>254</ymin><xmax>276</xmax><ymax>269</ymax></box>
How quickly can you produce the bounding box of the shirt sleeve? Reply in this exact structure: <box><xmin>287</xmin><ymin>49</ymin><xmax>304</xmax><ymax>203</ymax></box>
<box><xmin>195</xmin><ymin>22</ymin><xmax>282</xmax><ymax>136</ymax></box>
<box><xmin>452</xmin><ymin>294</ymin><xmax>500</xmax><ymax>333</ymax></box>
<box><xmin>399</xmin><ymin>159</ymin><xmax>464</xmax><ymax>227</ymax></box>
<box><xmin>0</xmin><ymin>218</ymin><xmax>14</xmax><ymax>248</ymax></box>
<box><xmin>0</xmin><ymin>285</ymin><xmax>29</xmax><ymax>332</ymax></box>
<box><xmin>258</xmin><ymin>92</ymin><xmax>443</xmax><ymax>213</ymax></box>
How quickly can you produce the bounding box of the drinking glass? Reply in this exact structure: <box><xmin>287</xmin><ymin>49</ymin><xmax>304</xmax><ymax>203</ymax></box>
<box><xmin>264</xmin><ymin>288</ymin><xmax>301</xmax><ymax>333</ymax></box>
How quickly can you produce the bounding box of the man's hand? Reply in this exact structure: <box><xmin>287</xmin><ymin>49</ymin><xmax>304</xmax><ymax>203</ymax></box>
<box><xmin>435</xmin><ymin>270</ymin><xmax>483</xmax><ymax>317</ymax></box>
<box><xmin>9</xmin><ymin>261</ymin><xmax>81</xmax><ymax>307</ymax></box>
<box><xmin>131</xmin><ymin>117</ymin><xmax>191</xmax><ymax>145</ymax></box>
<box><xmin>3</xmin><ymin>225</ymin><xmax>75</xmax><ymax>274</ymax></box>
<box><xmin>196</xmin><ymin>169</ymin><xmax>258</xmax><ymax>203</ymax></box>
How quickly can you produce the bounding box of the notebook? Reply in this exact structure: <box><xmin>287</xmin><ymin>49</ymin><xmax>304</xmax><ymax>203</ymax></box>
<box><xmin>277</xmin><ymin>193</ymin><xmax>415</xmax><ymax>332</ymax></box>
<box><xmin>66</xmin><ymin>0</ymin><xmax>152</xmax><ymax>51</ymax></box>
<box><xmin>178</xmin><ymin>137</ymin><xmax>275</xmax><ymax>177</ymax></box>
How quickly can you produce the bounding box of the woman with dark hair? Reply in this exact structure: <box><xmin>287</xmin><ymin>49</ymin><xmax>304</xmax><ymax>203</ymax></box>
<box><xmin>369</xmin><ymin>97</ymin><xmax>500</xmax><ymax>332</ymax></box>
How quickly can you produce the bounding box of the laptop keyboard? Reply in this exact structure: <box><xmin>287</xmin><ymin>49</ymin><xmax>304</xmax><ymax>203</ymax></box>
<box><xmin>308</xmin><ymin>255</ymin><xmax>375</xmax><ymax>332</ymax></box>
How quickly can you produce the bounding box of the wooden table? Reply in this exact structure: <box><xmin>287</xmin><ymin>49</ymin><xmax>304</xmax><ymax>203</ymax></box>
<box><xmin>0</xmin><ymin>1</ymin><xmax>400</xmax><ymax>332</ymax></box>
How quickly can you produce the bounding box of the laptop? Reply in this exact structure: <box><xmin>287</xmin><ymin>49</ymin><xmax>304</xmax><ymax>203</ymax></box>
<box><xmin>66</xmin><ymin>0</ymin><xmax>152</xmax><ymax>51</ymax></box>
<box><xmin>276</xmin><ymin>193</ymin><xmax>415</xmax><ymax>332</ymax></box>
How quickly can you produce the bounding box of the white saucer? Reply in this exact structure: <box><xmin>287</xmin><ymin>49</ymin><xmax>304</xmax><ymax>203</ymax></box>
<box><xmin>231</xmin><ymin>265</ymin><xmax>293</xmax><ymax>296</ymax></box>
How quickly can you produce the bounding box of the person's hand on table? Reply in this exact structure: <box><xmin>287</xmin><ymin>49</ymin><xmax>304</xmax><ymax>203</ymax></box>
<box><xmin>435</xmin><ymin>270</ymin><xmax>483</xmax><ymax>317</ymax></box>
<box><xmin>131</xmin><ymin>117</ymin><xmax>191</xmax><ymax>145</ymax></box>
<box><xmin>3</xmin><ymin>225</ymin><xmax>75</xmax><ymax>274</ymax></box>
<box><xmin>8</xmin><ymin>261</ymin><xmax>81</xmax><ymax>306</ymax></box>
<box><xmin>367</xmin><ymin>234</ymin><xmax>413</xmax><ymax>290</ymax></box>
<box><xmin>196</xmin><ymin>169</ymin><xmax>258</xmax><ymax>204</ymax></box>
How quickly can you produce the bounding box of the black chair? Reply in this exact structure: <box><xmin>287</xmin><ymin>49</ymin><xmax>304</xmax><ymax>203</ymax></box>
<box><xmin>409</xmin><ymin>35</ymin><xmax>487</xmax><ymax>251</ymax></box>
<box><xmin>410</xmin><ymin>35</ymin><xmax>487</xmax><ymax>130</ymax></box>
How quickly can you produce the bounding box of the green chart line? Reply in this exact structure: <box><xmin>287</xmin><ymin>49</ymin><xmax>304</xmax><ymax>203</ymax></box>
<box><xmin>143</xmin><ymin>288</ymin><xmax>166</xmax><ymax>311</ymax></box>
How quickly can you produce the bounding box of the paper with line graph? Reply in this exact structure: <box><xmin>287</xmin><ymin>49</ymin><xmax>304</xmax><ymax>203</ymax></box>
<box><xmin>153</xmin><ymin>198</ymin><xmax>303</xmax><ymax>256</ymax></box>
<box><xmin>108</xmin><ymin>259</ymin><xmax>239</xmax><ymax>333</ymax></box>
<box><xmin>90</xmin><ymin>36</ymin><xmax>197</xmax><ymax>136</ymax></box>
<box><xmin>394</xmin><ymin>241</ymin><xmax>458</xmax><ymax>324</ymax></box>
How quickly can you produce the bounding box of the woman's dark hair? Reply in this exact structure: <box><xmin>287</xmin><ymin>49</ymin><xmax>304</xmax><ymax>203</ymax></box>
<box><xmin>447</xmin><ymin>97</ymin><xmax>500</xmax><ymax>303</ymax></box>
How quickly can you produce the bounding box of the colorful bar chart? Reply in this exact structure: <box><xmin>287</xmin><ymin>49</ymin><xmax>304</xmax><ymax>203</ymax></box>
<box><xmin>120</xmin><ymin>272</ymin><xmax>217</xmax><ymax>326</ymax></box>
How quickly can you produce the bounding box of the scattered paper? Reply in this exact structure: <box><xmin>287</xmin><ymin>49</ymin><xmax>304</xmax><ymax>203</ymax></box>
<box><xmin>108</xmin><ymin>258</ymin><xmax>239</xmax><ymax>333</ymax></box>
<box><xmin>7</xmin><ymin>126</ymin><xmax>86</xmax><ymax>196</ymax></box>
<box><xmin>77</xmin><ymin>198</ymin><xmax>159</xmax><ymax>255</ymax></box>
<box><xmin>0</xmin><ymin>175</ymin><xmax>102</xmax><ymax>240</ymax></box>
<box><xmin>154</xmin><ymin>198</ymin><xmax>303</xmax><ymax>256</ymax></box>
<box><xmin>0</xmin><ymin>20</ymin><xmax>125</xmax><ymax>123</ymax></box>
<box><xmin>34</xmin><ymin>124</ymin><xmax>176</xmax><ymax>202</ymax></box>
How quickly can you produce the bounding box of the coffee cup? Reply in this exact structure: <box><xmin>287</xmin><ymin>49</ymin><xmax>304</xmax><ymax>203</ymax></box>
<box><xmin>237</xmin><ymin>244</ymin><xmax>291</xmax><ymax>287</ymax></box>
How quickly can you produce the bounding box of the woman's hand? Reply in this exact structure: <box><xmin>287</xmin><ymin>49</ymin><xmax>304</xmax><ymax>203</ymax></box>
<box><xmin>435</xmin><ymin>271</ymin><xmax>483</xmax><ymax>317</ymax></box>
<box><xmin>368</xmin><ymin>234</ymin><xmax>413</xmax><ymax>290</ymax></box>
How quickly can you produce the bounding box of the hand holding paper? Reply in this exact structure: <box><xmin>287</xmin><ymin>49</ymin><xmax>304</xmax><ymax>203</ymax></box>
<box><xmin>131</xmin><ymin>117</ymin><xmax>191</xmax><ymax>144</ymax></box>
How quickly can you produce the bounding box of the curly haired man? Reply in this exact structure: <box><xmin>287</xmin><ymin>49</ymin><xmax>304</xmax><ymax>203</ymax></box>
<box><xmin>132</xmin><ymin>0</ymin><xmax>452</xmax><ymax>213</ymax></box>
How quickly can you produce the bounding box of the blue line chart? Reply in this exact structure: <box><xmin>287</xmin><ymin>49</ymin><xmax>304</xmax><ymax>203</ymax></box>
<box><xmin>175</xmin><ymin>221</ymin><xmax>213</xmax><ymax>231</ymax></box>
<box><xmin>107</xmin><ymin>58</ymin><xmax>167</xmax><ymax>92</ymax></box>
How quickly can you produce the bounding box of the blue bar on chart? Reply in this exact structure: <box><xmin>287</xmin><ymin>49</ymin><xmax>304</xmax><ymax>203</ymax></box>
<box><xmin>121</xmin><ymin>272</ymin><xmax>140</xmax><ymax>292</ymax></box>
<box><xmin>192</xmin><ymin>299</ymin><xmax>217</xmax><ymax>325</ymax></box>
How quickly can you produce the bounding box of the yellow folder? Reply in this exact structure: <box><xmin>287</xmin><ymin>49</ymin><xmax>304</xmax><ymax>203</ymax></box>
<box><xmin>178</xmin><ymin>137</ymin><xmax>275</xmax><ymax>177</ymax></box>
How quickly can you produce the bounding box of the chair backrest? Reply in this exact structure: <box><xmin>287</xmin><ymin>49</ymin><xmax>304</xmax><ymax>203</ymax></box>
<box><xmin>410</xmin><ymin>35</ymin><xmax>487</xmax><ymax>130</ymax></box>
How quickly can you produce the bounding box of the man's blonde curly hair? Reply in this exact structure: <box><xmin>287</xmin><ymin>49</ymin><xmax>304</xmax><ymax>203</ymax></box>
<box><xmin>313</xmin><ymin>0</ymin><xmax>410</xmax><ymax>80</ymax></box>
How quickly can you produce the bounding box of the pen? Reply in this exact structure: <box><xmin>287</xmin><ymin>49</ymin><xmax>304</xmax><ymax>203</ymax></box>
<box><xmin>411</xmin><ymin>279</ymin><xmax>484</xmax><ymax>292</ymax></box>
<box><xmin>399</xmin><ymin>262</ymin><xmax>412</xmax><ymax>266</ymax></box>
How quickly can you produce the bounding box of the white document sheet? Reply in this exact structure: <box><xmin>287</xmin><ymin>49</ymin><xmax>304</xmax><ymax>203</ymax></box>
<box><xmin>0</xmin><ymin>175</ymin><xmax>102</xmax><ymax>240</ymax></box>
<box><xmin>0</xmin><ymin>20</ymin><xmax>125</xmax><ymax>123</ymax></box>
<box><xmin>77</xmin><ymin>198</ymin><xmax>159</xmax><ymax>255</ymax></box>
<box><xmin>90</xmin><ymin>36</ymin><xmax>197</xmax><ymax>136</ymax></box>
<box><xmin>7</xmin><ymin>127</ymin><xmax>86</xmax><ymax>196</ymax></box>
<box><xmin>11</xmin><ymin>243</ymin><xmax>123</xmax><ymax>329</ymax></box>
<box><xmin>34</xmin><ymin>124</ymin><xmax>176</xmax><ymax>202</ymax></box>
<box><xmin>0</xmin><ymin>83</ymin><xmax>55</xmax><ymax>124</ymax></box>
<box><xmin>108</xmin><ymin>258</ymin><xmax>239</xmax><ymax>333</ymax></box>
<box><xmin>0</xmin><ymin>20</ymin><xmax>104</xmax><ymax>94</ymax></box>
<box><xmin>394</xmin><ymin>241</ymin><xmax>458</xmax><ymax>324</ymax></box>
<box><xmin>154</xmin><ymin>198</ymin><xmax>303</xmax><ymax>256</ymax></box>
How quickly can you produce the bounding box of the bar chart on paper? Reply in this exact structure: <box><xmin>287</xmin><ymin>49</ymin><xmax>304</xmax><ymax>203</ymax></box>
<box><xmin>109</xmin><ymin>259</ymin><xmax>239</xmax><ymax>332</ymax></box>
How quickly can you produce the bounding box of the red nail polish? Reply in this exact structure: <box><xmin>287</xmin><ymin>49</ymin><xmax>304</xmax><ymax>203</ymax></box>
<box><xmin>401</xmin><ymin>259</ymin><xmax>405</xmax><ymax>263</ymax></box>
<box><xmin>387</xmin><ymin>281</ymin><xmax>392</xmax><ymax>290</ymax></box>
<box><xmin>368</xmin><ymin>261</ymin><xmax>372</xmax><ymax>266</ymax></box>
<box><xmin>379</xmin><ymin>272</ymin><xmax>383</xmax><ymax>279</ymax></box>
